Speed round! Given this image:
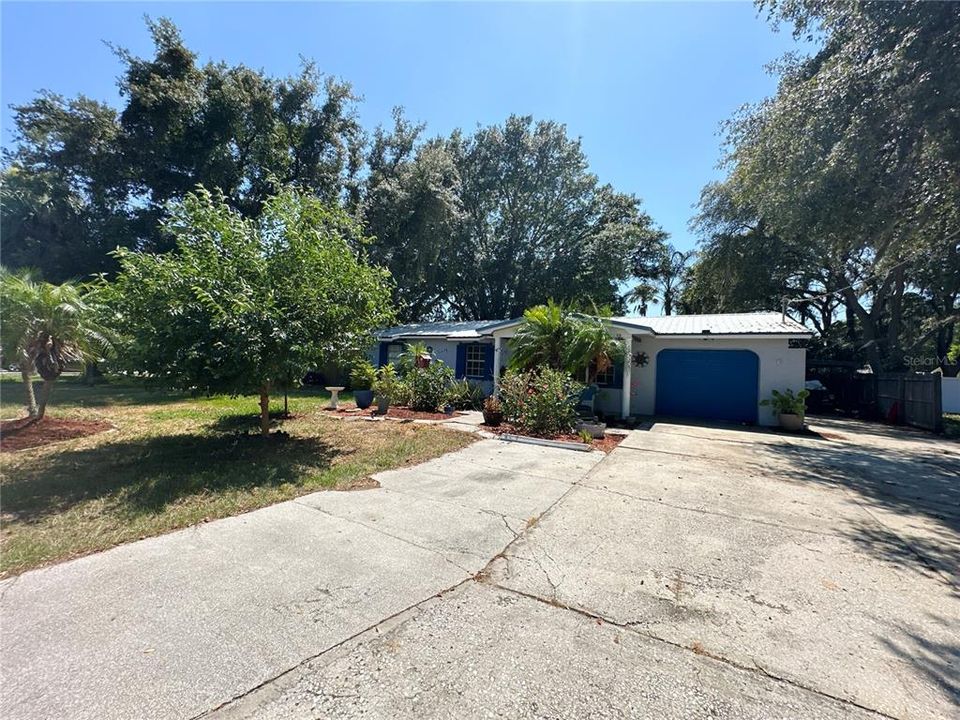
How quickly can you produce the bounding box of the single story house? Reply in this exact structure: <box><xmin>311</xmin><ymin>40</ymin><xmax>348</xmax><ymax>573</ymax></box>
<box><xmin>370</xmin><ymin>312</ymin><xmax>812</xmax><ymax>426</ymax></box>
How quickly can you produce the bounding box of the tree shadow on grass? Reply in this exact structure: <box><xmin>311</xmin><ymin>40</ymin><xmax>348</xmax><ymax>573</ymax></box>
<box><xmin>208</xmin><ymin>410</ymin><xmax>304</xmax><ymax>434</ymax></box>
<box><xmin>2</xmin><ymin>429</ymin><xmax>344</xmax><ymax>522</ymax></box>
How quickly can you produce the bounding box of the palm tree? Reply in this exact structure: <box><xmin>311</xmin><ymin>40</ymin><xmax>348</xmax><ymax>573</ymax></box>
<box><xmin>508</xmin><ymin>300</ymin><xmax>574</xmax><ymax>371</ymax></box>
<box><xmin>566</xmin><ymin>314</ymin><xmax>626</xmax><ymax>384</ymax></box>
<box><xmin>509</xmin><ymin>301</ymin><xmax>625</xmax><ymax>383</ymax></box>
<box><xmin>626</xmin><ymin>246</ymin><xmax>693</xmax><ymax>316</ymax></box>
<box><xmin>399</xmin><ymin>340</ymin><xmax>431</xmax><ymax>374</ymax></box>
<box><xmin>626</xmin><ymin>281</ymin><xmax>657</xmax><ymax>316</ymax></box>
<box><xmin>0</xmin><ymin>269</ymin><xmax>108</xmax><ymax>419</ymax></box>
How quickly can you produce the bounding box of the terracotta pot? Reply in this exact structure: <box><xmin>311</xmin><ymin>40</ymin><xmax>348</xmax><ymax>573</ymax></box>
<box><xmin>778</xmin><ymin>413</ymin><xmax>804</xmax><ymax>432</ymax></box>
<box><xmin>483</xmin><ymin>410</ymin><xmax>503</xmax><ymax>427</ymax></box>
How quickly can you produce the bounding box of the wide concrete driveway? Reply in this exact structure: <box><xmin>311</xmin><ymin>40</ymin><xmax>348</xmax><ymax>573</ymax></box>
<box><xmin>3</xmin><ymin>419</ymin><xmax>959</xmax><ymax>719</ymax></box>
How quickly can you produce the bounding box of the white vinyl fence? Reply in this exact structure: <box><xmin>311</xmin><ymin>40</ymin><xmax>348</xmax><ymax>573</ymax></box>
<box><xmin>944</xmin><ymin>377</ymin><xmax>960</xmax><ymax>414</ymax></box>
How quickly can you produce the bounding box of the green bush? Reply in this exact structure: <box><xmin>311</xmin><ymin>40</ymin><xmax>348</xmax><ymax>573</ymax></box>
<box><xmin>390</xmin><ymin>378</ymin><xmax>413</xmax><ymax>406</ymax></box>
<box><xmin>444</xmin><ymin>379</ymin><xmax>484</xmax><ymax>410</ymax></box>
<box><xmin>760</xmin><ymin>388</ymin><xmax>810</xmax><ymax>416</ymax></box>
<box><xmin>409</xmin><ymin>361</ymin><xmax>454</xmax><ymax>412</ymax></box>
<box><xmin>373</xmin><ymin>364</ymin><xmax>403</xmax><ymax>403</ymax></box>
<box><xmin>499</xmin><ymin>367</ymin><xmax>583</xmax><ymax>435</ymax></box>
<box><xmin>350</xmin><ymin>360</ymin><xmax>377</xmax><ymax>391</ymax></box>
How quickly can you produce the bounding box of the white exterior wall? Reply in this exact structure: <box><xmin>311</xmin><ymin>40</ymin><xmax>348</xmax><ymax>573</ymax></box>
<box><xmin>943</xmin><ymin>377</ymin><xmax>960</xmax><ymax>413</ymax></box>
<box><xmin>627</xmin><ymin>335</ymin><xmax>807</xmax><ymax>426</ymax></box>
<box><xmin>595</xmin><ymin>387</ymin><xmax>624</xmax><ymax>416</ymax></box>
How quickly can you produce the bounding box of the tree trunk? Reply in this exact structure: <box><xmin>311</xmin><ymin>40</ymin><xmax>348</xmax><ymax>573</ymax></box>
<box><xmin>885</xmin><ymin>265</ymin><xmax>906</xmax><ymax>370</ymax></box>
<box><xmin>259</xmin><ymin>388</ymin><xmax>271</xmax><ymax>437</ymax></box>
<box><xmin>36</xmin><ymin>379</ymin><xmax>54</xmax><ymax>420</ymax></box>
<box><xmin>20</xmin><ymin>360</ymin><xmax>38</xmax><ymax>418</ymax></box>
<box><xmin>83</xmin><ymin>363</ymin><xmax>104</xmax><ymax>386</ymax></box>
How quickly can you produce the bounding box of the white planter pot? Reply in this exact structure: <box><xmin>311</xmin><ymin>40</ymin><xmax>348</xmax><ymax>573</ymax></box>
<box><xmin>575</xmin><ymin>420</ymin><xmax>606</xmax><ymax>439</ymax></box>
<box><xmin>778</xmin><ymin>413</ymin><xmax>804</xmax><ymax>432</ymax></box>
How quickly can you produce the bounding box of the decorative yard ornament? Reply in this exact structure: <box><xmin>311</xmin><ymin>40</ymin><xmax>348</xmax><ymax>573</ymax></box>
<box><xmin>632</xmin><ymin>351</ymin><xmax>649</xmax><ymax>367</ymax></box>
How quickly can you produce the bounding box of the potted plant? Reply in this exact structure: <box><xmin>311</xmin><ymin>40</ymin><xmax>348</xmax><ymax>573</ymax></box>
<box><xmin>482</xmin><ymin>396</ymin><xmax>503</xmax><ymax>426</ymax></box>
<box><xmin>760</xmin><ymin>388</ymin><xmax>810</xmax><ymax>431</ymax></box>
<box><xmin>373</xmin><ymin>364</ymin><xmax>400</xmax><ymax>415</ymax></box>
<box><xmin>350</xmin><ymin>360</ymin><xmax>377</xmax><ymax>410</ymax></box>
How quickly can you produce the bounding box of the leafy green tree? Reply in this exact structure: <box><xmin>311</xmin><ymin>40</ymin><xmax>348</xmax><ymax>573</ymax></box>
<box><xmin>685</xmin><ymin>1</ymin><xmax>959</xmax><ymax>370</ymax></box>
<box><xmin>450</xmin><ymin>116</ymin><xmax>660</xmax><ymax>319</ymax></box>
<box><xmin>3</xmin><ymin>18</ymin><xmax>363</xmax><ymax>282</ymax></box>
<box><xmin>365</xmin><ymin>113</ymin><xmax>665</xmax><ymax>320</ymax></box>
<box><xmin>363</xmin><ymin>110</ymin><xmax>463</xmax><ymax>321</ymax></box>
<box><xmin>100</xmin><ymin>187</ymin><xmax>394</xmax><ymax>436</ymax></box>
<box><xmin>681</xmin><ymin>181</ymin><xmax>834</xmax><ymax>328</ymax></box>
<box><xmin>0</xmin><ymin>269</ymin><xmax>109</xmax><ymax>418</ymax></box>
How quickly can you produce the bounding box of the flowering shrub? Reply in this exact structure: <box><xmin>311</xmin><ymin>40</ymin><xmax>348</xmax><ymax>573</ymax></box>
<box><xmin>408</xmin><ymin>360</ymin><xmax>455</xmax><ymax>411</ymax></box>
<box><xmin>499</xmin><ymin>368</ymin><xmax>583</xmax><ymax>435</ymax></box>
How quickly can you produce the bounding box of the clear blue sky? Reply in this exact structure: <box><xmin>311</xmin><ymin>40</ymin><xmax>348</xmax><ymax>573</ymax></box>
<box><xmin>1</xmin><ymin>1</ymin><xmax>803</xmax><ymax>254</ymax></box>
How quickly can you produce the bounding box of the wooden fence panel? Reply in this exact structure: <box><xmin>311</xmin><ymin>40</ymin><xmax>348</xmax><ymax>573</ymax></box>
<box><xmin>902</xmin><ymin>375</ymin><xmax>942</xmax><ymax>432</ymax></box>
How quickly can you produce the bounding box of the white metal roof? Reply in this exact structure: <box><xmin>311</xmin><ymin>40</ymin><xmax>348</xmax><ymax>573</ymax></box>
<box><xmin>376</xmin><ymin>312</ymin><xmax>811</xmax><ymax>341</ymax></box>
<box><xmin>611</xmin><ymin>312</ymin><xmax>812</xmax><ymax>336</ymax></box>
<box><xmin>377</xmin><ymin>320</ymin><xmax>499</xmax><ymax>339</ymax></box>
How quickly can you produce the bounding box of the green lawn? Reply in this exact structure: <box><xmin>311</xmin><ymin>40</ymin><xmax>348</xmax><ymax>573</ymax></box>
<box><xmin>0</xmin><ymin>375</ymin><xmax>474</xmax><ymax>577</ymax></box>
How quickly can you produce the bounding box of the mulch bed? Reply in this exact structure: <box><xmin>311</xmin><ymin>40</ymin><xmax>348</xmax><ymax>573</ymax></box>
<box><xmin>0</xmin><ymin>417</ymin><xmax>114</xmax><ymax>452</ymax></box>
<box><xmin>481</xmin><ymin>423</ymin><xmax>625</xmax><ymax>453</ymax></box>
<box><xmin>324</xmin><ymin>404</ymin><xmax>466</xmax><ymax>422</ymax></box>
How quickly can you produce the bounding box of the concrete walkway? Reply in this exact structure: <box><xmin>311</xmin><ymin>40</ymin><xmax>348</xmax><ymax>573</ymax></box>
<box><xmin>0</xmin><ymin>440</ymin><xmax>601</xmax><ymax>720</ymax></box>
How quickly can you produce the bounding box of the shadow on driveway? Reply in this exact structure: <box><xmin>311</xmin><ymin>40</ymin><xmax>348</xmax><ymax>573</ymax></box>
<box><xmin>754</xmin><ymin>421</ymin><xmax>960</xmax><ymax>586</ymax></box>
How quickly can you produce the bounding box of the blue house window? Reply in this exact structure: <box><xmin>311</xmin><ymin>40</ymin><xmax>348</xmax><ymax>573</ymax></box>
<box><xmin>465</xmin><ymin>344</ymin><xmax>485</xmax><ymax>378</ymax></box>
<box><xmin>386</xmin><ymin>343</ymin><xmax>404</xmax><ymax>366</ymax></box>
<box><xmin>591</xmin><ymin>360</ymin><xmax>623</xmax><ymax>389</ymax></box>
<box><xmin>456</xmin><ymin>343</ymin><xmax>494</xmax><ymax>380</ymax></box>
<box><xmin>594</xmin><ymin>364</ymin><xmax>615</xmax><ymax>386</ymax></box>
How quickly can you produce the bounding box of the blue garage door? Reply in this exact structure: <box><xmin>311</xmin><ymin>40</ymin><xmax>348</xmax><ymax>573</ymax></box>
<box><xmin>655</xmin><ymin>349</ymin><xmax>759</xmax><ymax>424</ymax></box>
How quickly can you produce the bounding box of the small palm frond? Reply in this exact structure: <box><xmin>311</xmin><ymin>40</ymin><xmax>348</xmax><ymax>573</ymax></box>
<box><xmin>0</xmin><ymin>267</ymin><xmax>112</xmax><ymax>376</ymax></box>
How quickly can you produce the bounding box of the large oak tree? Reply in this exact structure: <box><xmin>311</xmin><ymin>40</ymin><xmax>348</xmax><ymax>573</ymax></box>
<box><xmin>683</xmin><ymin>1</ymin><xmax>960</xmax><ymax>370</ymax></box>
<box><xmin>2</xmin><ymin>18</ymin><xmax>363</xmax><ymax>282</ymax></box>
<box><xmin>364</xmin><ymin>113</ymin><xmax>665</xmax><ymax>321</ymax></box>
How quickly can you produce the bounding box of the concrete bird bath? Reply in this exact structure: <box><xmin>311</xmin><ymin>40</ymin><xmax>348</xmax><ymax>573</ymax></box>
<box><xmin>325</xmin><ymin>386</ymin><xmax>346</xmax><ymax>410</ymax></box>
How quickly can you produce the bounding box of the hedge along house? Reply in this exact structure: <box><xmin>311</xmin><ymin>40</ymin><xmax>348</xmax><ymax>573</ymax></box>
<box><xmin>372</xmin><ymin>312</ymin><xmax>812</xmax><ymax>426</ymax></box>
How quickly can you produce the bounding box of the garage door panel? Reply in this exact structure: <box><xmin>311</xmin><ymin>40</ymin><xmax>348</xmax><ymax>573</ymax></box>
<box><xmin>655</xmin><ymin>349</ymin><xmax>758</xmax><ymax>424</ymax></box>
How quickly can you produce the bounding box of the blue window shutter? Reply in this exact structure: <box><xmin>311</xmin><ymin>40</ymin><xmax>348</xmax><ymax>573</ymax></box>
<box><xmin>483</xmin><ymin>344</ymin><xmax>494</xmax><ymax>379</ymax></box>
<box><xmin>609</xmin><ymin>360</ymin><xmax>624</xmax><ymax>389</ymax></box>
<box><xmin>455</xmin><ymin>344</ymin><xmax>466</xmax><ymax>379</ymax></box>
<box><xmin>378</xmin><ymin>342</ymin><xmax>389</xmax><ymax>367</ymax></box>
